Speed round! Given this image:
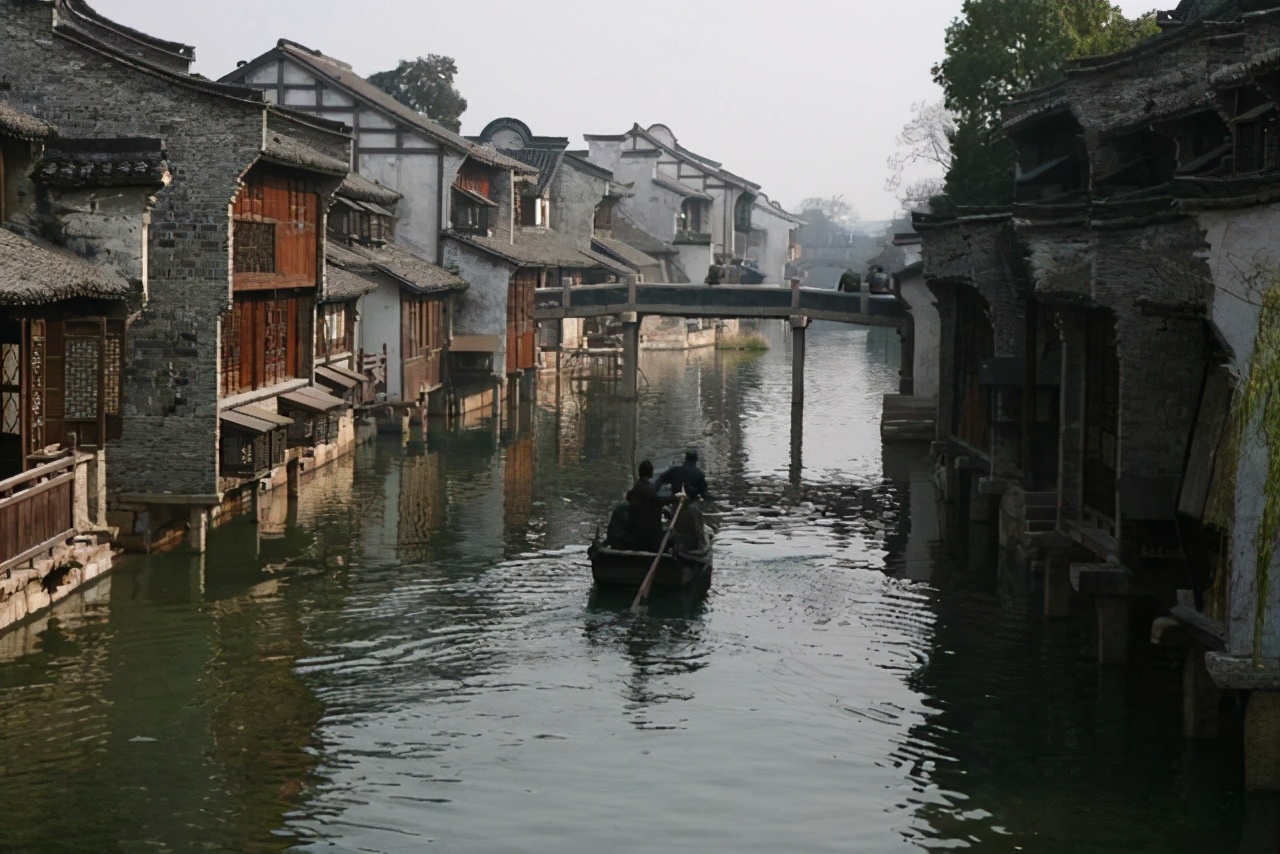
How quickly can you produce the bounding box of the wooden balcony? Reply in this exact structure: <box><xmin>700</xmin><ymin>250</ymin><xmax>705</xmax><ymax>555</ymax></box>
<box><xmin>0</xmin><ymin>453</ymin><xmax>75</xmax><ymax>573</ymax></box>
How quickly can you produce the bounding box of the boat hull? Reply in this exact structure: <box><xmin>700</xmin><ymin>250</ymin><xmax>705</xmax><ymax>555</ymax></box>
<box><xmin>588</xmin><ymin>541</ymin><xmax>712</xmax><ymax>590</ymax></box>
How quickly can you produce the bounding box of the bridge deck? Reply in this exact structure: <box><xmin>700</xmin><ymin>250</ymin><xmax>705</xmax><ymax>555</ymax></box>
<box><xmin>532</xmin><ymin>283</ymin><xmax>906</xmax><ymax>326</ymax></box>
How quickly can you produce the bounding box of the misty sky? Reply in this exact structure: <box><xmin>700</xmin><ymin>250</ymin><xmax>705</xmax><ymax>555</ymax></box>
<box><xmin>94</xmin><ymin>0</ymin><xmax>1161</xmax><ymax>222</ymax></box>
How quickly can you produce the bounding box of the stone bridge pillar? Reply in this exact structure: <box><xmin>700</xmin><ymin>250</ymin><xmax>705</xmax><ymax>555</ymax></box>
<box><xmin>620</xmin><ymin>311</ymin><xmax>639</xmax><ymax>400</ymax></box>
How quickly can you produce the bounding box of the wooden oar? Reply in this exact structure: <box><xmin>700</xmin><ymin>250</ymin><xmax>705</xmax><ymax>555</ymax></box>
<box><xmin>631</xmin><ymin>493</ymin><xmax>687</xmax><ymax>613</ymax></box>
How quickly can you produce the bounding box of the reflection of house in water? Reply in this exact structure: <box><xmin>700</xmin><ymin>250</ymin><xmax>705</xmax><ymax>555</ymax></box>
<box><xmin>503</xmin><ymin>432</ymin><xmax>535</xmax><ymax>534</ymax></box>
<box><xmin>396</xmin><ymin>444</ymin><xmax>446</xmax><ymax>557</ymax></box>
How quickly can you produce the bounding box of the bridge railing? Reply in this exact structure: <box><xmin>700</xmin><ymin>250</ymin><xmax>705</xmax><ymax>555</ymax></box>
<box><xmin>534</xmin><ymin>282</ymin><xmax>905</xmax><ymax>322</ymax></box>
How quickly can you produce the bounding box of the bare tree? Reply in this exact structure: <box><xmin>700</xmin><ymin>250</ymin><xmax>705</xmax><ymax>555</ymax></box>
<box><xmin>898</xmin><ymin>177</ymin><xmax>946</xmax><ymax>212</ymax></box>
<box><xmin>796</xmin><ymin>194</ymin><xmax>858</xmax><ymax>226</ymax></box>
<box><xmin>885</xmin><ymin>100</ymin><xmax>955</xmax><ymax>194</ymax></box>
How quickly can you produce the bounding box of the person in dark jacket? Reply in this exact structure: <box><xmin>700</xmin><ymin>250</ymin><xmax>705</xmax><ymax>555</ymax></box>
<box><xmin>626</xmin><ymin>460</ymin><xmax>665</xmax><ymax>551</ymax></box>
<box><xmin>657</xmin><ymin>449</ymin><xmax>711</xmax><ymax>502</ymax></box>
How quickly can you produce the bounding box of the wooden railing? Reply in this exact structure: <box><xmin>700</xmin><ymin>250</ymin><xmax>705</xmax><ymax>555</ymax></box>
<box><xmin>0</xmin><ymin>454</ymin><xmax>76</xmax><ymax>573</ymax></box>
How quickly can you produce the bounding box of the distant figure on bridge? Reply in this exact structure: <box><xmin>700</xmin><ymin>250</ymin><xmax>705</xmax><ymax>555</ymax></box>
<box><xmin>625</xmin><ymin>459</ymin><xmax>665</xmax><ymax>551</ymax></box>
<box><xmin>867</xmin><ymin>265</ymin><xmax>893</xmax><ymax>294</ymax></box>
<box><xmin>838</xmin><ymin>269</ymin><xmax>860</xmax><ymax>293</ymax></box>
<box><xmin>658</xmin><ymin>449</ymin><xmax>712</xmax><ymax>502</ymax></box>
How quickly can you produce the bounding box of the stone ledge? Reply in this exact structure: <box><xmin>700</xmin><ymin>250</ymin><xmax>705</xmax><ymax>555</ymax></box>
<box><xmin>1206</xmin><ymin>652</ymin><xmax>1280</xmax><ymax>691</ymax></box>
<box><xmin>1070</xmin><ymin>562</ymin><xmax>1132</xmax><ymax>596</ymax></box>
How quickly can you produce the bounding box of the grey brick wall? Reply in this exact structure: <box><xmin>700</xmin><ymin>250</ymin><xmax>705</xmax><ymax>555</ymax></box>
<box><xmin>2</xmin><ymin>1</ymin><xmax>266</xmax><ymax>500</ymax></box>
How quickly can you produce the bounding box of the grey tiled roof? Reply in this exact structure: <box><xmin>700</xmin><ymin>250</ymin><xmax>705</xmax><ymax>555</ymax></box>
<box><xmin>325</xmin><ymin>240</ymin><xmax>466</xmax><ymax>300</ymax></box>
<box><xmin>653</xmin><ymin>174</ymin><xmax>711</xmax><ymax>200</ymax></box>
<box><xmin>339</xmin><ymin>172</ymin><xmax>402</xmax><ymax>206</ymax></box>
<box><xmin>562</xmin><ymin>152</ymin><xmax>614</xmax><ymax>182</ymax></box>
<box><xmin>262</xmin><ymin>132</ymin><xmax>349</xmax><ymax>176</ymax></box>
<box><xmin>505</xmin><ymin>147</ymin><xmax>563</xmax><ymax>197</ymax></box>
<box><xmin>592</xmin><ymin>236</ymin><xmax>663</xmax><ymax>273</ymax></box>
<box><xmin>448</xmin><ymin>229</ymin><xmax>624</xmax><ymax>271</ymax></box>
<box><xmin>0</xmin><ymin>100</ymin><xmax>55</xmax><ymax>140</ymax></box>
<box><xmin>0</xmin><ymin>227</ymin><xmax>131</xmax><ymax>305</ymax></box>
<box><xmin>612</xmin><ymin>216</ymin><xmax>675</xmax><ymax>256</ymax></box>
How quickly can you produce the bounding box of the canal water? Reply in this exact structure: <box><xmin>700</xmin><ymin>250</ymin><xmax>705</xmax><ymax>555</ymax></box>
<box><xmin>0</xmin><ymin>324</ymin><xmax>1265</xmax><ymax>853</ymax></box>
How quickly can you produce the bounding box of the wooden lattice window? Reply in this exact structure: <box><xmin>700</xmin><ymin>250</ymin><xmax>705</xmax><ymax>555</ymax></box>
<box><xmin>452</xmin><ymin>192</ymin><xmax>490</xmax><ymax>234</ymax></box>
<box><xmin>735</xmin><ymin>194</ymin><xmax>755</xmax><ymax>233</ymax></box>
<box><xmin>234</xmin><ymin>220</ymin><xmax>276</xmax><ymax>274</ymax></box>
<box><xmin>0</xmin><ymin>341</ymin><xmax>18</xmax><ymax>437</ymax></box>
<box><xmin>220</xmin><ymin>292</ymin><xmax>309</xmax><ymax>396</ymax></box>
<box><xmin>263</xmin><ymin>305</ymin><xmax>289</xmax><ymax>387</ymax></box>
<box><xmin>103</xmin><ymin>334</ymin><xmax>121</xmax><ymax>416</ymax></box>
<box><xmin>27</xmin><ymin>322</ymin><xmax>44</xmax><ymax>452</ymax></box>
<box><xmin>64</xmin><ymin>337</ymin><xmax>100</xmax><ymax>420</ymax></box>
<box><xmin>320</xmin><ymin>303</ymin><xmax>351</xmax><ymax>356</ymax></box>
<box><xmin>221</xmin><ymin>306</ymin><xmax>241</xmax><ymax>395</ymax></box>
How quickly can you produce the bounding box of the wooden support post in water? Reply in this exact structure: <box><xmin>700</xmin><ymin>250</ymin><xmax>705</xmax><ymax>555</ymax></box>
<box><xmin>620</xmin><ymin>311</ymin><xmax>639</xmax><ymax>400</ymax></box>
<box><xmin>790</xmin><ymin>314</ymin><xmax>806</xmax><ymax>486</ymax></box>
<box><xmin>791</xmin><ymin>315</ymin><xmax>806</xmax><ymax>412</ymax></box>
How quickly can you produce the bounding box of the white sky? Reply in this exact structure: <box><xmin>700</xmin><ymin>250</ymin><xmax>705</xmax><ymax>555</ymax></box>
<box><xmin>93</xmin><ymin>0</ymin><xmax>1162</xmax><ymax>222</ymax></box>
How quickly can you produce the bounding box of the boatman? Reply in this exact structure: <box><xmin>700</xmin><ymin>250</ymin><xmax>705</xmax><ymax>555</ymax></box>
<box><xmin>626</xmin><ymin>460</ymin><xmax>665</xmax><ymax>551</ymax></box>
<box><xmin>657</xmin><ymin>449</ymin><xmax>712</xmax><ymax>502</ymax></box>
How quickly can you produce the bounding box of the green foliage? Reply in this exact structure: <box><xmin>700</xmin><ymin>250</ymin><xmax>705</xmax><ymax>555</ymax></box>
<box><xmin>939</xmin><ymin>120</ymin><xmax>1016</xmax><ymax>211</ymax></box>
<box><xmin>1237</xmin><ymin>273</ymin><xmax>1280</xmax><ymax>662</ymax></box>
<box><xmin>366</xmin><ymin>55</ymin><xmax>467</xmax><ymax>132</ymax></box>
<box><xmin>716</xmin><ymin>330</ymin><xmax>770</xmax><ymax>353</ymax></box>
<box><xmin>932</xmin><ymin>0</ymin><xmax>1161</xmax><ymax>207</ymax></box>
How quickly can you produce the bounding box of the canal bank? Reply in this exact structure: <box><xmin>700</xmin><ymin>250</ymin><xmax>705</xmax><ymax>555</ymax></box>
<box><xmin>0</xmin><ymin>324</ymin><xmax>1270</xmax><ymax>852</ymax></box>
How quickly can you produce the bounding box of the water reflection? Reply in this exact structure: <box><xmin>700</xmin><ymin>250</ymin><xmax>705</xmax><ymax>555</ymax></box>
<box><xmin>0</xmin><ymin>324</ymin><xmax>1261</xmax><ymax>853</ymax></box>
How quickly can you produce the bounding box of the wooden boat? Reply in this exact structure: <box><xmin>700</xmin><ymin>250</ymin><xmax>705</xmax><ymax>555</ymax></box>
<box><xmin>587</xmin><ymin>537</ymin><xmax>713</xmax><ymax>591</ymax></box>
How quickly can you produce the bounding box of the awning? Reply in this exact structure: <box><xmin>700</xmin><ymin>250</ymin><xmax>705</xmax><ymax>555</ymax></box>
<box><xmin>221</xmin><ymin>409</ymin><xmax>276</xmax><ymax>435</ymax></box>
<box><xmin>237</xmin><ymin>403</ymin><xmax>293</xmax><ymax>428</ymax></box>
<box><xmin>453</xmin><ymin>185</ymin><xmax>498</xmax><ymax>207</ymax></box>
<box><xmin>279</xmin><ymin>386</ymin><xmax>347</xmax><ymax>413</ymax></box>
<box><xmin>450</xmin><ymin>334</ymin><xmax>501</xmax><ymax>353</ymax></box>
<box><xmin>316</xmin><ymin>364</ymin><xmax>360</xmax><ymax>390</ymax></box>
<box><xmin>220</xmin><ymin>403</ymin><xmax>295</xmax><ymax>434</ymax></box>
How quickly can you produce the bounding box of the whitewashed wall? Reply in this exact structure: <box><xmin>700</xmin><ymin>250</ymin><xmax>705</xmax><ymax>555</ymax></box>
<box><xmin>443</xmin><ymin>239</ymin><xmax>514</xmax><ymax>377</ymax></box>
<box><xmin>899</xmin><ymin>271</ymin><xmax>939</xmax><ymax>398</ymax></box>
<box><xmin>363</xmin><ymin>281</ymin><xmax>403</xmax><ymax>398</ymax></box>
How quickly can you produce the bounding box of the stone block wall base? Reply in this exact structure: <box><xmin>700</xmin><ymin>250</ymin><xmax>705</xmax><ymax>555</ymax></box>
<box><xmin>1096</xmin><ymin>596</ymin><xmax>1131</xmax><ymax>665</ymax></box>
<box><xmin>1044</xmin><ymin>555</ymin><xmax>1074</xmax><ymax>618</ymax></box>
<box><xmin>1183</xmin><ymin>648</ymin><xmax>1222</xmax><ymax>739</ymax></box>
<box><xmin>0</xmin><ymin>541</ymin><xmax>113</xmax><ymax>637</ymax></box>
<box><xmin>185</xmin><ymin>507</ymin><xmax>209</xmax><ymax>553</ymax></box>
<box><xmin>1244</xmin><ymin>690</ymin><xmax>1280</xmax><ymax>791</ymax></box>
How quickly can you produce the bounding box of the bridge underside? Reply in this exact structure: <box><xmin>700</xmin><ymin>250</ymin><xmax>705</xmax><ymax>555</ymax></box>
<box><xmin>532</xmin><ymin>283</ymin><xmax>907</xmax><ymax>328</ymax></box>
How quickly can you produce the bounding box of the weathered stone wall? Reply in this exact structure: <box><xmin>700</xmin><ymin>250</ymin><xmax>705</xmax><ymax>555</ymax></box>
<box><xmin>1003</xmin><ymin>16</ymin><xmax>1278</xmax><ymax>139</ymax></box>
<box><xmin>749</xmin><ymin>206</ymin><xmax>795</xmax><ymax>284</ymax></box>
<box><xmin>44</xmin><ymin>187</ymin><xmax>150</xmax><ymax>287</ymax></box>
<box><xmin>0</xmin><ymin>0</ymin><xmax>266</xmax><ymax>500</ymax></box>
<box><xmin>443</xmin><ymin>238</ymin><xmax>513</xmax><ymax>377</ymax></box>
<box><xmin>921</xmin><ymin>216</ymin><xmax>1026</xmax><ymax>356</ymax></box>
<box><xmin>549</xmin><ymin>164</ymin><xmax>606</xmax><ymax>250</ymax></box>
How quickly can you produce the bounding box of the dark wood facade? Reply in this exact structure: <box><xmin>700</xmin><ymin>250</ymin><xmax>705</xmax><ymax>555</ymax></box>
<box><xmin>1</xmin><ymin>311</ymin><xmax>124</xmax><ymax>480</ymax></box>
<box><xmin>221</xmin><ymin>170</ymin><xmax>322</xmax><ymax>398</ymax></box>
<box><xmin>506</xmin><ymin>268</ymin><xmax>538</xmax><ymax>375</ymax></box>
<box><xmin>402</xmin><ymin>293</ymin><xmax>445</xmax><ymax>399</ymax></box>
